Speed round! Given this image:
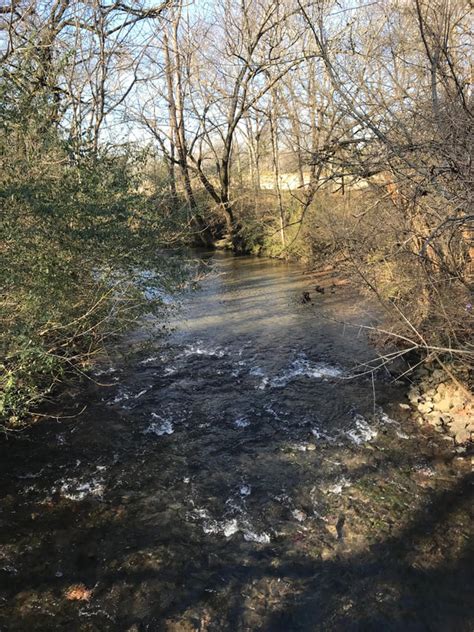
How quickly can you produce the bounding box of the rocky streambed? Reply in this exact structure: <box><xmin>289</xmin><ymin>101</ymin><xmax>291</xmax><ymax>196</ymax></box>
<box><xmin>0</xmin><ymin>252</ymin><xmax>472</xmax><ymax>631</ymax></box>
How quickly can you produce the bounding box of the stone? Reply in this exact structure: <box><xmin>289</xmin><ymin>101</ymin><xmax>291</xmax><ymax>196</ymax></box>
<box><xmin>436</xmin><ymin>383</ymin><xmax>447</xmax><ymax>395</ymax></box>
<box><xmin>437</xmin><ymin>399</ymin><xmax>453</xmax><ymax>413</ymax></box>
<box><xmin>292</xmin><ymin>509</ymin><xmax>307</xmax><ymax>522</ymax></box>
<box><xmin>418</xmin><ymin>401</ymin><xmax>433</xmax><ymax>414</ymax></box>
<box><xmin>450</xmin><ymin>394</ymin><xmax>465</xmax><ymax>409</ymax></box>
<box><xmin>425</xmin><ymin>411</ymin><xmax>443</xmax><ymax>427</ymax></box>
<box><xmin>448</xmin><ymin>418</ymin><xmax>473</xmax><ymax>444</ymax></box>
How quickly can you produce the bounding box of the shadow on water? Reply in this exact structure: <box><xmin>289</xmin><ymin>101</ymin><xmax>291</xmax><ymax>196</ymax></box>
<box><xmin>1</xmin><ymin>423</ymin><xmax>471</xmax><ymax>631</ymax></box>
<box><xmin>0</xmin><ymin>252</ymin><xmax>472</xmax><ymax>631</ymax></box>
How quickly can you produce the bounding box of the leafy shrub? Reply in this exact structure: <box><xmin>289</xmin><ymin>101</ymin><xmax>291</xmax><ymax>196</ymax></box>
<box><xmin>0</xmin><ymin>90</ymin><xmax>185</xmax><ymax>426</ymax></box>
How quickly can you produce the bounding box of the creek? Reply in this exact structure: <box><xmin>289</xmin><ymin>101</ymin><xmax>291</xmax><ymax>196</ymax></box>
<box><xmin>0</xmin><ymin>252</ymin><xmax>472</xmax><ymax>631</ymax></box>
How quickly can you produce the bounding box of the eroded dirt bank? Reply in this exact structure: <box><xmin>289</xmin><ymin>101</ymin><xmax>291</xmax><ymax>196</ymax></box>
<box><xmin>0</xmin><ymin>253</ymin><xmax>472</xmax><ymax>631</ymax></box>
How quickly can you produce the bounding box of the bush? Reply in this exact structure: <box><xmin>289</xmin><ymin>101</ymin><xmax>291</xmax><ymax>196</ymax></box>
<box><xmin>0</xmin><ymin>95</ymin><xmax>185</xmax><ymax>426</ymax></box>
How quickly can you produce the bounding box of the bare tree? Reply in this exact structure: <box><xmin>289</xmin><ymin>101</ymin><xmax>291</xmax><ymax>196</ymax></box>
<box><xmin>296</xmin><ymin>0</ymin><xmax>473</xmax><ymax>364</ymax></box>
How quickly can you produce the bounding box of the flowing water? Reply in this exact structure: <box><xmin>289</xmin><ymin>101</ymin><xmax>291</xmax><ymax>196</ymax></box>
<box><xmin>0</xmin><ymin>252</ymin><xmax>472</xmax><ymax>631</ymax></box>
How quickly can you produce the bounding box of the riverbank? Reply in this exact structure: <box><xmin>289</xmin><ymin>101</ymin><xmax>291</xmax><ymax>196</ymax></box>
<box><xmin>300</xmin><ymin>267</ymin><xmax>473</xmax><ymax>448</ymax></box>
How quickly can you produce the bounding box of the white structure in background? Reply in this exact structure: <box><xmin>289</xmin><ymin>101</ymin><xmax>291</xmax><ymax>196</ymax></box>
<box><xmin>259</xmin><ymin>171</ymin><xmax>370</xmax><ymax>192</ymax></box>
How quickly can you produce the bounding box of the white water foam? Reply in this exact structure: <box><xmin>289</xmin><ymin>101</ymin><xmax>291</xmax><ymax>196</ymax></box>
<box><xmin>79</xmin><ymin>604</ymin><xmax>115</xmax><ymax>622</ymax></box>
<box><xmin>139</xmin><ymin>355</ymin><xmax>160</xmax><ymax>366</ymax></box>
<box><xmin>347</xmin><ymin>414</ymin><xmax>378</xmax><ymax>445</ymax></box>
<box><xmin>290</xmin><ymin>443</ymin><xmax>317</xmax><ymax>452</ymax></box>
<box><xmin>379</xmin><ymin>411</ymin><xmax>398</xmax><ymax>425</ymax></box>
<box><xmin>56</xmin><ymin>477</ymin><xmax>105</xmax><ymax>501</ymax></box>
<box><xmin>108</xmin><ymin>385</ymin><xmax>152</xmax><ymax>407</ymax></box>
<box><xmin>242</xmin><ymin>529</ymin><xmax>271</xmax><ymax>543</ymax></box>
<box><xmin>311</xmin><ymin>426</ymin><xmax>337</xmax><ymax>443</ymax></box>
<box><xmin>258</xmin><ymin>354</ymin><xmax>343</xmax><ymax>390</ymax></box>
<box><xmin>92</xmin><ymin>366</ymin><xmax>117</xmax><ymax>376</ymax></box>
<box><xmin>145</xmin><ymin>413</ymin><xmax>174</xmax><ymax>436</ymax></box>
<box><xmin>233</xmin><ymin>416</ymin><xmax>250</xmax><ymax>428</ymax></box>
<box><xmin>190</xmin><ymin>508</ymin><xmax>271</xmax><ymax>542</ymax></box>
<box><xmin>107</xmin><ymin>389</ymin><xmax>130</xmax><ymax>405</ymax></box>
<box><xmin>190</xmin><ymin>508</ymin><xmax>237</xmax><ymax>537</ymax></box>
<box><xmin>163</xmin><ymin>365</ymin><xmax>177</xmax><ymax>375</ymax></box>
<box><xmin>181</xmin><ymin>341</ymin><xmax>227</xmax><ymax>358</ymax></box>
<box><xmin>202</xmin><ymin>518</ymin><xmax>239</xmax><ymax>537</ymax></box>
<box><xmin>134</xmin><ymin>387</ymin><xmax>150</xmax><ymax>399</ymax></box>
<box><xmin>378</xmin><ymin>410</ymin><xmax>410</xmax><ymax>439</ymax></box>
<box><xmin>264</xmin><ymin>404</ymin><xmax>283</xmax><ymax>421</ymax></box>
<box><xmin>221</xmin><ymin>519</ymin><xmax>240</xmax><ymax>537</ymax></box>
<box><xmin>325</xmin><ymin>476</ymin><xmax>351</xmax><ymax>495</ymax></box>
<box><xmin>292</xmin><ymin>509</ymin><xmax>307</xmax><ymax>522</ymax></box>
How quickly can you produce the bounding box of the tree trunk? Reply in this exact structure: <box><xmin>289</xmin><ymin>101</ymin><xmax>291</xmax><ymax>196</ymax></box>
<box><xmin>270</xmin><ymin>88</ymin><xmax>286</xmax><ymax>250</ymax></box>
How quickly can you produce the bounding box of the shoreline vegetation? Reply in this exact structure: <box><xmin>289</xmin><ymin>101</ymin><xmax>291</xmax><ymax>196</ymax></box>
<box><xmin>1</xmin><ymin>0</ymin><xmax>472</xmax><ymax>435</ymax></box>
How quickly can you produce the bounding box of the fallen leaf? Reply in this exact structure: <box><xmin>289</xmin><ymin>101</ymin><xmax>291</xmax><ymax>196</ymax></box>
<box><xmin>65</xmin><ymin>584</ymin><xmax>92</xmax><ymax>601</ymax></box>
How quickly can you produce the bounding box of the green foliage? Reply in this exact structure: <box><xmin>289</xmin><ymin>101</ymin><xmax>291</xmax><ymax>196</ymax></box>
<box><xmin>0</xmin><ymin>81</ymin><xmax>185</xmax><ymax>427</ymax></box>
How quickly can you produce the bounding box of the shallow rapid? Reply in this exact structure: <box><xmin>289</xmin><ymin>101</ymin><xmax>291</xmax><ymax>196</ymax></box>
<box><xmin>0</xmin><ymin>252</ymin><xmax>472</xmax><ymax>631</ymax></box>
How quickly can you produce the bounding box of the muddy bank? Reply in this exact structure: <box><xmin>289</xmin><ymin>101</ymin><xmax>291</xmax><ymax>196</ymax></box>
<box><xmin>0</xmin><ymin>252</ymin><xmax>472</xmax><ymax>631</ymax></box>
